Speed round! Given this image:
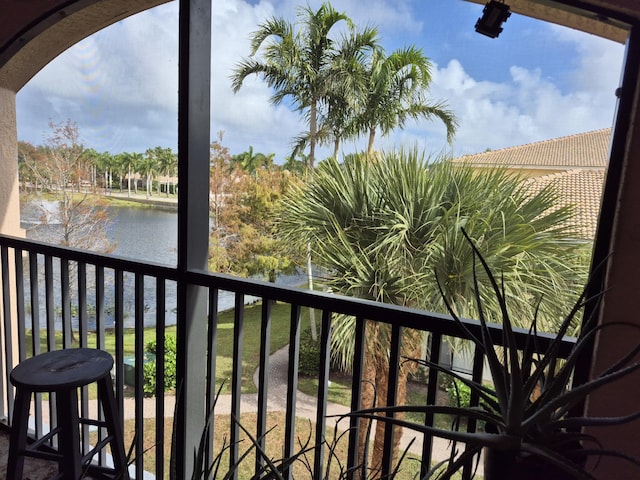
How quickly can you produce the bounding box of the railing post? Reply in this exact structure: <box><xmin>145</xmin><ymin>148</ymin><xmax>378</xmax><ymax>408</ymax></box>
<box><xmin>175</xmin><ymin>0</ymin><xmax>211</xmax><ymax>477</ymax></box>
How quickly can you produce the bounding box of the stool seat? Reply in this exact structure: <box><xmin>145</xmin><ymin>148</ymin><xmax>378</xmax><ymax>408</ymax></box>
<box><xmin>10</xmin><ymin>348</ymin><xmax>113</xmax><ymax>391</ymax></box>
<box><xmin>7</xmin><ymin>348</ymin><xmax>129</xmax><ymax>480</ymax></box>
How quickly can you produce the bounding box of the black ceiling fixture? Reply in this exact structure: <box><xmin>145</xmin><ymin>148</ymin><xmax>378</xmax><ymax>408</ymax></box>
<box><xmin>475</xmin><ymin>1</ymin><xmax>511</xmax><ymax>38</ymax></box>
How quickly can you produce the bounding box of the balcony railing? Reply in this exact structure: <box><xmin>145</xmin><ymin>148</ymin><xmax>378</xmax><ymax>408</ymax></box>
<box><xmin>0</xmin><ymin>233</ymin><xmax>575</xmax><ymax>479</ymax></box>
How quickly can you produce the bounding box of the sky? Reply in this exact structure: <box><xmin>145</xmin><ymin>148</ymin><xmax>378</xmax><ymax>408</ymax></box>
<box><xmin>15</xmin><ymin>0</ymin><xmax>626</xmax><ymax>162</ymax></box>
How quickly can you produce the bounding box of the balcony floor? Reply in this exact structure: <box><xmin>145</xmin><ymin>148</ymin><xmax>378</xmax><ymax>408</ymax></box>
<box><xmin>0</xmin><ymin>429</ymin><xmax>60</xmax><ymax>479</ymax></box>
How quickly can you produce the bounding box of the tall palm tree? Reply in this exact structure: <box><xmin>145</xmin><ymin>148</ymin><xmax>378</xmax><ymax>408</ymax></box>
<box><xmin>113</xmin><ymin>153</ymin><xmax>127</xmax><ymax>193</ymax></box>
<box><xmin>278</xmin><ymin>149</ymin><xmax>589</xmax><ymax>475</ymax></box>
<box><xmin>120</xmin><ymin>152</ymin><xmax>142</xmax><ymax>197</ymax></box>
<box><xmin>357</xmin><ymin>46</ymin><xmax>458</xmax><ymax>156</ymax></box>
<box><xmin>150</xmin><ymin>146</ymin><xmax>177</xmax><ymax>196</ymax></box>
<box><xmin>83</xmin><ymin>148</ymin><xmax>101</xmax><ymax>191</ymax></box>
<box><xmin>139</xmin><ymin>152</ymin><xmax>159</xmax><ymax>198</ymax></box>
<box><xmin>231</xmin><ymin>2</ymin><xmax>378</xmax><ymax>170</ymax></box>
<box><xmin>232</xmin><ymin>146</ymin><xmax>275</xmax><ymax>174</ymax></box>
<box><xmin>233</xmin><ymin>2</ymin><xmax>378</xmax><ymax>339</ymax></box>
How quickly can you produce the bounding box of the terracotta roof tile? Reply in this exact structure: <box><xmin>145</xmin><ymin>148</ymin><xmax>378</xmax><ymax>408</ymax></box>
<box><xmin>451</xmin><ymin>130</ymin><xmax>611</xmax><ymax>240</ymax></box>
<box><xmin>453</xmin><ymin>129</ymin><xmax>610</xmax><ymax>169</ymax></box>
<box><xmin>523</xmin><ymin>170</ymin><xmax>605</xmax><ymax>240</ymax></box>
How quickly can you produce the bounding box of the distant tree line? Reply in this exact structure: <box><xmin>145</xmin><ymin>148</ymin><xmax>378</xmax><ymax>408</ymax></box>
<box><xmin>18</xmin><ymin>129</ymin><xmax>307</xmax><ymax>199</ymax></box>
<box><xmin>19</xmin><ymin>136</ymin><xmax>177</xmax><ymax>198</ymax></box>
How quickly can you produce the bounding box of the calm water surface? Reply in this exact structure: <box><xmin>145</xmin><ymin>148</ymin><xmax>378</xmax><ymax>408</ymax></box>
<box><xmin>20</xmin><ymin>199</ymin><xmax>300</xmax><ymax>328</ymax></box>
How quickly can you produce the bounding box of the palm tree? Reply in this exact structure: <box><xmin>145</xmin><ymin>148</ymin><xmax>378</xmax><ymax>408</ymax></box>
<box><xmin>113</xmin><ymin>153</ymin><xmax>127</xmax><ymax>193</ymax></box>
<box><xmin>278</xmin><ymin>149</ymin><xmax>589</xmax><ymax>475</ymax></box>
<box><xmin>150</xmin><ymin>146</ymin><xmax>177</xmax><ymax>196</ymax></box>
<box><xmin>231</xmin><ymin>2</ymin><xmax>378</xmax><ymax>170</ymax></box>
<box><xmin>164</xmin><ymin>148</ymin><xmax>178</xmax><ymax>196</ymax></box>
<box><xmin>138</xmin><ymin>152</ymin><xmax>158</xmax><ymax>198</ymax></box>
<box><xmin>232</xmin><ymin>2</ymin><xmax>378</xmax><ymax>339</ymax></box>
<box><xmin>119</xmin><ymin>152</ymin><xmax>142</xmax><ymax>197</ymax></box>
<box><xmin>357</xmin><ymin>46</ymin><xmax>458</xmax><ymax>156</ymax></box>
<box><xmin>282</xmin><ymin>153</ymin><xmax>308</xmax><ymax>176</ymax></box>
<box><xmin>83</xmin><ymin>148</ymin><xmax>101</xmax><ymax>191</ymax></box>
<box><xmin>232</xmin><ymin>146</ymin><xmax>275</xmax><ymax>174</ymax></box>
<box><xmin>93</xmin><ymin>151</ymin><xmax>115</xmax><ymax>194</ymax></box>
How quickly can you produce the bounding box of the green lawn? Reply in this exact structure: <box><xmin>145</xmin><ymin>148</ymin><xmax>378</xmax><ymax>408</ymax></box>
<box><xmin>26</xmin><ymin>300</ymin><xmax>306</xmax><ymax>394</ymax></box>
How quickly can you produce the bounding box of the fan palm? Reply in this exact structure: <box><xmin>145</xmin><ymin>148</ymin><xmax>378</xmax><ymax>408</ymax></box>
<box><xmin>230</xmin><ymin>2</ymin><xmax>378</xmax><ymax>169</ymax></box>
<box><xmin>277</xmin><ymin>149</ymin><xmax>590</xmax><ymax>476</ymax></box>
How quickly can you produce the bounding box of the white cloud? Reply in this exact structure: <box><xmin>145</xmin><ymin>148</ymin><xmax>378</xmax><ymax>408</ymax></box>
<box><xmin>427</xmin><ymin>25</ymin><xmax>624</xmax><ymax>156</ymax></box>
<box><xmin>15</xmin><ymin>1</ymin><xmax>626</xmax><ymax>162</ymax></box>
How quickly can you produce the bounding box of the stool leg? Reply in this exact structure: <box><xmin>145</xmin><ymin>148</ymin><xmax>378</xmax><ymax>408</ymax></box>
<box><xmin>57</xmin><ymin>388</ymin><xmax>82</xmax><ymax>479</ymax></box>
<box><xmin>98</xmin><ymin>376</ymin><xmax>130</xmax><ymax>480</ymax></box>
<box><xmin>7</xmin><ymin>388</ymin><xmax>31</xmax><ymax>479</ymax></box>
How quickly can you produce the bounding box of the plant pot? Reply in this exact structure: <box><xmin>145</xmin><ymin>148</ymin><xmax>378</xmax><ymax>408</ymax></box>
<box><xmin>484</xmin><ymin>448</ymin><xmax>584</xmax><ymax>480</ymax></box>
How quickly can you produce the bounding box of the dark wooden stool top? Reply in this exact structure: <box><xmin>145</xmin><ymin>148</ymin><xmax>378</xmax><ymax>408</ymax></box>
<box><xmin>10</xmin><ymin>348</ymin><xmax>113</xmax><ymax>391</ymax></box>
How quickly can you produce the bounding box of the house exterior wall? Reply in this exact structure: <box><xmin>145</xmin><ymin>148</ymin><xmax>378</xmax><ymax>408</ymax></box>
<box><xmin>0</xmin><ymin>87</ymin><xmax>22</xmax><ymax>238</ymax></box>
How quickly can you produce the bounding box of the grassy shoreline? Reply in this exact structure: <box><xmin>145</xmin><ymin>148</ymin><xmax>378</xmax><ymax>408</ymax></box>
<box><xmin>20</xmin><ymin>190</ymin><xmax>177</xmax><ymax>210</ymax></box>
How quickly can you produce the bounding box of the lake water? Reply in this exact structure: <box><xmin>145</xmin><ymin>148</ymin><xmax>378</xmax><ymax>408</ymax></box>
<box><xmin>22</xmin><ymin>200</ymin><xmax>179</xmax><ymax>265</ymax></box>
<box><xmin>20</xmin><ymin>199</ymin><xmax>302</xmax><ymax>328</ymax></box>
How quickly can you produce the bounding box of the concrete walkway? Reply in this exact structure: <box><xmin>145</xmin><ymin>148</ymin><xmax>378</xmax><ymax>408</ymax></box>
<box><xmin>118</xmin><ymin>345</ymin><xmax>464</xmax><ymax>469</ymax></box>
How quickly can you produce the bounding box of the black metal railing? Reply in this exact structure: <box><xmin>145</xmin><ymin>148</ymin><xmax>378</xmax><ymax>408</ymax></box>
<box><xmin>0</xmin><ymin>234</ymin><xmax>575</xmax><ymax>479</ymax></box>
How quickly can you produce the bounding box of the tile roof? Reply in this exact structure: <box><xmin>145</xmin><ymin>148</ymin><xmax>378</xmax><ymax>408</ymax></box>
<box><xmin>523</xmin><ymin>169</ymin><xmax>606</xmax><ymax>240</ymax></box>
<box><xmin>453</xmin><ymin>129</ymin><xmax>610</xmax><ymax>169</ymax></box>
<box><xmin>452</xmin><ymin>129</ymin><xmax>611</xmax><ymax>240</ymax></box>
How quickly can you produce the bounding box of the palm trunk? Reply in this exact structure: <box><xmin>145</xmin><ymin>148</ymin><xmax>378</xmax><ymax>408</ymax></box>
<box><xmin>306</xmin><ymin>243</ymin><xmax>317</xmax><ymax>341</ymax></box>
<box><xmin>308</xmin><ymin>100</ymin><xmax>317</xmax><ymax>170</ymax></box>
<box><xmin>367</xmin><ymin>128</ymin><xmax>376</xmax><ymax>157</ymax></box>
<box><xmin>306</xmin><ymin>99</ymin><xmax>318</xmax><ymax>339</ymax></box>
<box><xmin>356</xmin><ymin>344</ymin><xmax>379</xmax><ymax>480</ymax></box>
<box><xmin>371</xmin><ymin>359</ymin><xmax>410</xmax><ymax>477</ymax></box>
<box><xmin>371</xmin><ymin>328</ymin><xmax>423</xmax><ymax>478</ymax></box>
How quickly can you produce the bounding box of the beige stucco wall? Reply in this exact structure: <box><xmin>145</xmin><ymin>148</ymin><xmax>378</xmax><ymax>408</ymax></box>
<box><xmin>0</xmin><ymin>87</ymin><xmax>23</xmax><ymax>238</ymax></box>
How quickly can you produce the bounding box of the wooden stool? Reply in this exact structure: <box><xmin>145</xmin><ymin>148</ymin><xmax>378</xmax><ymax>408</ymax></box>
<box><xmin>7</xmin><ymin>348</ymin><xmax>130</xmax><ymax>480</ymax></box>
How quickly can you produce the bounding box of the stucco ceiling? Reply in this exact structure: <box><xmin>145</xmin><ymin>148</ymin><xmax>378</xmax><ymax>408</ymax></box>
<box><xmin>0</xmin><ymin>0</ymin><xmax>636</xmax><ymax>90</ymax></box>
<box><xmin>0</xmin><ymin>0</ymin><xmax>170</xmax><ymax>90</ymax></box>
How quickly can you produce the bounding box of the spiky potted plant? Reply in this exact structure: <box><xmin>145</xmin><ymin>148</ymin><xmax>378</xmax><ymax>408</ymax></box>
<box><xmin>344</xmin><ymin>231</ymin><xmax>640</xmax><ymax>479</ymax></box>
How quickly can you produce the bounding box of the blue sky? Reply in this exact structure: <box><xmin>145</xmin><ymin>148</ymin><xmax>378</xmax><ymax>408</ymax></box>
<box><xmin>15</xmin><ymin>0</ymin><xmax>625</xmax><ymax>161</ymax></box>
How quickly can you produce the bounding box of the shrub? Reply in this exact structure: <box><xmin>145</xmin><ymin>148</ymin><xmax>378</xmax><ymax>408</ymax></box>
<box><xmin>143</xmin><ymin>335</ymin><xmax>177</xmax><ymax>396</ymax></box>
<box><xmin>446</xmin><ymin>378</ymin><xmax>471</xmax><ymax>408</ymax></box>
<box><xmin>298</xmin><ymin>328</ymin><xmax>321</xmax><ymax>376</ymax></box>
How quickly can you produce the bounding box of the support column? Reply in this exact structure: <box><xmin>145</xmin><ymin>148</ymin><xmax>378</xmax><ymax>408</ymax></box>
<box><xmin>174</xmin><ymin>0</ymin><xmax>211</xmax><ymax>477</ymax></box>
